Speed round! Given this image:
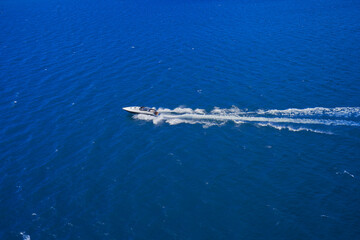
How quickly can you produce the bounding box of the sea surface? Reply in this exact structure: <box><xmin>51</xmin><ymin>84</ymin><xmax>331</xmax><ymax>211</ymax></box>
<box><xmin>1</xmin><ymin>0</ymin><xmax>360</xmax><ymax>239</ymax></box>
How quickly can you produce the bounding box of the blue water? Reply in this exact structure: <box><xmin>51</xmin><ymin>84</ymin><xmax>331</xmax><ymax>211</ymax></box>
<box><xmin>1</xmin><ymin>0</ymin><xmax>360</xmax><ymax>239</ymax></box>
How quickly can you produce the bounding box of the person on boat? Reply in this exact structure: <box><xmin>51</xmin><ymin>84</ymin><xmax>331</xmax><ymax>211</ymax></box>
<box><xmin>150</xmin><ymin>109</ymin><xmax>159</xmax><ymax>115</ymax></box>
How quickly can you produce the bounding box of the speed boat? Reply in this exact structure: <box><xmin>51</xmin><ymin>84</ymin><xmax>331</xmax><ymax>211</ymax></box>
<box><xmin>123</xmin><ymin>106</ymin><xmax>159</xmax><ymax>116</ymax></box>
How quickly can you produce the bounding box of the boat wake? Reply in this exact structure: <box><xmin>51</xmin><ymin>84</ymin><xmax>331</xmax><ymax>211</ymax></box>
<box><xmin>132</xmin><ymin>106</ymin><xmax>360</xmax><ymax>134</ymax></box>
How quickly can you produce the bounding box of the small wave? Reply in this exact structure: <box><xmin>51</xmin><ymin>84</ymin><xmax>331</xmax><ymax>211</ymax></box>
<box><xmin>20</xmin><ymin>232</ymin><xmax>30</xmax><ymax>240</ymax></box>
<box><xmin>336</xmin><ymin>170</ymin><xmax>355</xmax><ymax>178</ymax></box>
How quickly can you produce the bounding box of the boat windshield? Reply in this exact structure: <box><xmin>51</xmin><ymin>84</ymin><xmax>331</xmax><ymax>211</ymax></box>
<box><xmin>139</xmin><ymin>107</ymin><xmax>157</xmax><ymax>114</ymax></box>
<box><xmin>139</xmin><ymin>107</ymin><xmax>150</xmax><ymax>111</ymax></box>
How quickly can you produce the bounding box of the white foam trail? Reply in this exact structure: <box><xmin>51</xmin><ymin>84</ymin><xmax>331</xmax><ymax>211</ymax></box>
<box><xmin>133</xmin><ymin>114</ymin><xmax>227</xmax><ymax>128</ymax></box>
<box><xmin>158</xmin><ymin>106</ymin><xmax>246</xmax><ymax>115</ymax></box>
<box><xmin>159</xmin><ymin>106</ymin><xmax>360</xmax><ymax>118</ymax></box>
<box><xmin>157</xmin><ymin>107</ymin><xmax>204</xmax><ymax>114</ymax></box>
<box><xmin>257</xmin><ymin>123</ymin><xmax>333</xmax><ymax>135</ymax></box>
<box><xmin>130</xmin><ymin>106</ymin><xmax>360</xmax><ymax>132</ymax></box>
<box><xmin>258</xmin><ymin>107</ymin><xmax>360</xmax><ymax>118</ymax></box>
<box><xmin>165</xmin><ymin>118</ymin><xmax>225</xmax><ymax>128</ymax></box>
<box><xmin>162</xmin><ymin>113</ymin><xmax>360</xmax><ymax>126</ymax></box>
<box><xmin>211</xmin><ymin>106</ymin><xmax>245</xmax><ymax>115</ymax></box>
<box><xmin>133</xmin><ymin>113</ymin><xmax>164</xmax><ymax>125</ymax></box>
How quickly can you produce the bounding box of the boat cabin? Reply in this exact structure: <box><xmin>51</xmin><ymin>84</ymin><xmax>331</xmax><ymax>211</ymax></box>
<box><xmin>139</xmin><ymin>106</ymin><xmax>159</xmax><ymax>115</ymax></box>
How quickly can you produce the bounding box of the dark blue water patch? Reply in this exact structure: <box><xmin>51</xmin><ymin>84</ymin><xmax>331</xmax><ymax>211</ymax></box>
<box><xmin>1</xmin><ymin>0</ymin><xmax>360</xmax><ymax>239</ymax></box>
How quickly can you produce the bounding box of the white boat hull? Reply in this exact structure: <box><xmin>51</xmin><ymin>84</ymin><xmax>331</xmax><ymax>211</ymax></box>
<box><xmin>123</xmin><ymin>106</ymin><xmax>158</xmax><ymax>116</ymax></box>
